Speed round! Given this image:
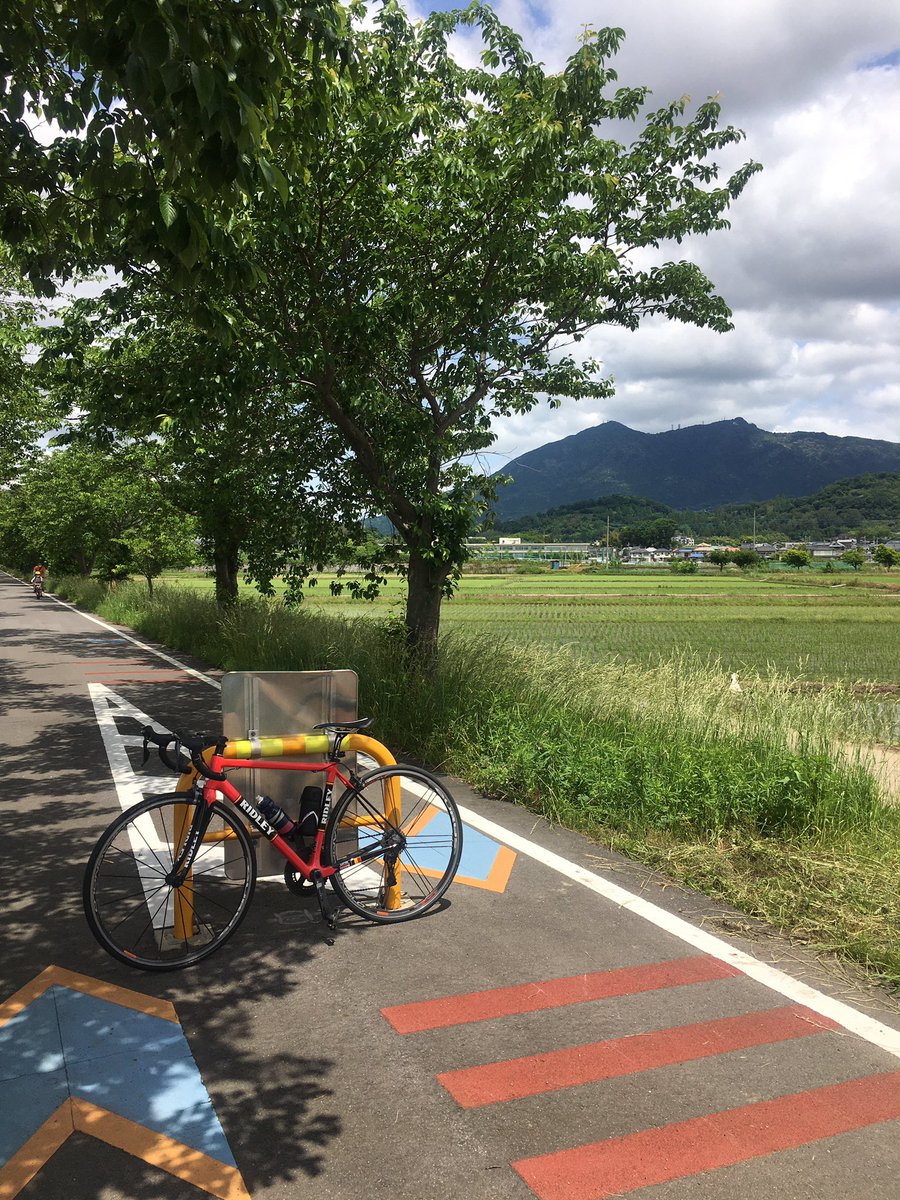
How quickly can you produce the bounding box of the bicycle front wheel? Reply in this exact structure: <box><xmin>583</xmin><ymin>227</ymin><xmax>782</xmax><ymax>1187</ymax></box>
<box><xmin>83</xmin><ymin>793</ymin><xmax>256</xmax><ymax>970</ymax></box>
<box><xmin>326</xmin><ymin>766</ymin><xmax>463</xmax><ymax>923</ymax></box>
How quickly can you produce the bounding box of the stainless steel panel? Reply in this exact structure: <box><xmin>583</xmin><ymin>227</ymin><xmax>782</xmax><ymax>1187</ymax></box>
<box><xmin>221</xmin><ymin>670</ymin><xmax>358</xmax><ymax>875</ymax></box>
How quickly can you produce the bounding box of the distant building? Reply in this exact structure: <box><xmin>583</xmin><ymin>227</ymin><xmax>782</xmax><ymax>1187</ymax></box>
<box><xmin>621</xmin><ymin>546</ymin><xmax>666</xmax><ymax>563</ymax></box>
<box><xmin>465</xmin><ymin>541</ymin><xmax>593</xmax><ymax>562</ymax></box>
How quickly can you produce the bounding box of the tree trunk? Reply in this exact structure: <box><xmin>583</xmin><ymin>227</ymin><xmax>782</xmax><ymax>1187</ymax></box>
<box><xmin>405</xmin><ymin>551</ymin><xmax>450</xmax><ymax>664</ymax></box>
<box><xmin>145</xmin><ymin>574</ymin><xmax>154</xmax><ymax>597</ymax></box>
<box><xmin>213</xmin><ymin>539</ymin><xmax>240</xmax><ymax>605</ymax></box>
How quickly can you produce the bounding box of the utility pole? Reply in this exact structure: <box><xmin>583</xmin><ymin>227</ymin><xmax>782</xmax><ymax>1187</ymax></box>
<box><xmin>606</xmin><ymin>515</ymin><xmax>610</xmax><ymax>568</ymax></box>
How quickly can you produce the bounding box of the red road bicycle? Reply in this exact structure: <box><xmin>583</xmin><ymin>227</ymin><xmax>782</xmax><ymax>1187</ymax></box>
<box><xmin>83</xmin><ymin>719</ymin><xmax>463</xmax><ymax>971</ymax></box>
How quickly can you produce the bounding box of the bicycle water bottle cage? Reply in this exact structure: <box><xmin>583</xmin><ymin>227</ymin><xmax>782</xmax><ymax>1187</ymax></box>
<box><xmin>298</xmin><ymin>786</ymin><xmax>324</xmax><ymax>841</ymax></box>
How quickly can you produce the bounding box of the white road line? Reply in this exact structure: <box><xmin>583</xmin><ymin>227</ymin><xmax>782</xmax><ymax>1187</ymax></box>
<box><xmin>456</xmin><ymin>803</ymin><xmax>900</xmax><ymax>1060</ymax></box>
<box><xmin>88</xmin><ymin>683</ymin><xmax>181</xmax><ymax>926</ymax></box>
<box><xmin>15</xmin><ymin>571</ymin><xmax>898</xmax><ymax>1060</ymax></box>
<box><xmin>88</xmin><ymin>684</ymin><xmax>227</xmax><ymax>928</ymax></box>
<box><xmin>33</xmin><ymin>579</ymin><xmax>221</xmax><ymax>689</ymax></box>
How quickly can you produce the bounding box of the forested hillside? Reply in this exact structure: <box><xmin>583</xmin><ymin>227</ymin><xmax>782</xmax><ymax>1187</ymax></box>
<box><xmin>492</xmin><ymin>473</ymin><xmax>900</xmax><ymax>542</ymax></box>
<box><xmin>493</xmin><ymin>418</ymin><xmax>900</xmax><ymax>518</ymax></box>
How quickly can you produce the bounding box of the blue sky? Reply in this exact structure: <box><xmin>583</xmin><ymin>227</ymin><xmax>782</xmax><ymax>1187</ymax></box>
<box><xmin>404</xmin><ymin>1</ymin><xmax>900</xmax><ymax>466</ymax></box>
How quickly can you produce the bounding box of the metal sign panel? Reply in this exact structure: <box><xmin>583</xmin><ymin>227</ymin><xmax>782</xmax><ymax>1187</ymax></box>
<box><xmin>221</xmin><ymin>670</ymin><xmax>358</xmax><ymax>875</ymax></box>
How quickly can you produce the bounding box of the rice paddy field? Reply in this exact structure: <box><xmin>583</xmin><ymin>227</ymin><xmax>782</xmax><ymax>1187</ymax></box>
<box><xmin>164</xmin><ymin>570</ymin><xmax>900</xmax><ymax>686</ymax></box>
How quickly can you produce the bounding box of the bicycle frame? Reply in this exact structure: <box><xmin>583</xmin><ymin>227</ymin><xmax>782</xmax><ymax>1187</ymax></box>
<box><xmin>202</xmin><ymin>754</ymin><xmax>357</xmax><ymax>880</ymax></box>
<box><xmin>170</xmin><ymin>746</ymin><xmax>404</xmax><ymax>938</ymax></box>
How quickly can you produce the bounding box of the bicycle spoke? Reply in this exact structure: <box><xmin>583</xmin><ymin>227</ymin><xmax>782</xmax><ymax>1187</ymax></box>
<box><xmin>132</xmin><ymin>818</ymin><xmax>177</xmax><ymax>873</ymax></box>
<box><xmin>100</xmin><ymin>882</ymin><xmax>169</xmax><ymax>931</ymax></box>
<box><xmin>125</xmin><ymin>885</ymin><xmax>171</xmax><ymax>951</ymax></box>
<box><xmin>85</xmin><ymin>797</ymin><xmax>256</xmax><ymax>970</ymax></box>
<box><xmin>326</xmin><ymin>768</ymin><xmax>462</xmax><ymax>923</ymax></box>
<box><xmin>104</xmin><ymin>843</ymin><xmax>170</xmax><ymax>878</ymax></box>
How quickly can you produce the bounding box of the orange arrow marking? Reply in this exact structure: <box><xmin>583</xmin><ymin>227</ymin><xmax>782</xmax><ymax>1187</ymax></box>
<box><xmin>0</xmin><ymin>968</ymin><xmax>249</xmax><ymax>1200</ymax></box>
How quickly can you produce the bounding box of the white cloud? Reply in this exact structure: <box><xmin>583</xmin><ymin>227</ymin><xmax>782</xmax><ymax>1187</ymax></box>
<box><xmin>413</xmin><ymin>0</ymin><xmax>900</xmax><ymax>453</ymax></box>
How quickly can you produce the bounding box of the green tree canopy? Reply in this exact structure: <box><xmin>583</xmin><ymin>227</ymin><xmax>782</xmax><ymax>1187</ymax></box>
<box><xmin>0</xmin><ymin>0</ymin><xmax>351</xmax><ymax>291</ymax></box>
<box><xmin>619</xmin><ymin>518</ymin><xmax>679</xmax><ymax>549</ymax></box>
<box><xmin>731</xmin><ymin>548</ymin><xmax>762</xmax><ymax>570</ymax></box>
<box><xmin>840</xmin><ymin>548</ymin><xmax>866</xmax><ymax>571</ymax></box>
<box><xmin>212</xmin><ymin>4</ymin><xmax>759</xmax><ymax>654</ymax></box>
<box><xmin>0</xmin><ymin>260</ymin><xmax>54</xmax><ymax>483</ymax></box>
<box><xmin>706</xmin><ymin>548</ymin><xmax>731</xmax><ymax>571</ymax></box>
<box><xmin>5</xmin><ymin>442</ymin><xmax>194</xmax><ymax>582</ymax></box>
<box><xmin>44</xmin><ymin>295</ymin><xmax>369</xmax><ymax>602</ymax></box>
<box><xmin>781</xmin><ymin>548</ymin><xmax>812</xmax><ymax>570</ymax></box>
<box><xmin>42</xmin><ymin>4</ymin><xmax>760</xmax><ymax>658</ymax></box>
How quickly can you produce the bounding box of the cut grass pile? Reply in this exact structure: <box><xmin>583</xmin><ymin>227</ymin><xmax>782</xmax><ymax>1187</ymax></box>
<box><xmin>52</xmin><ymin>575</ymin><xmax>900</xmax><ymax>992</ymax></box>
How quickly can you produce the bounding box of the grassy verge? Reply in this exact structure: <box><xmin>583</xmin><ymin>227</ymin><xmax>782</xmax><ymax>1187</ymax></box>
<box><xmin>52</xmin><ymin>575</ymin><xmax>900</xmax><ymax>992</ymax></box>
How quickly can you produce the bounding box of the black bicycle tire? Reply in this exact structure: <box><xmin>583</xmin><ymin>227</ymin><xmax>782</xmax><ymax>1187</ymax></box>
<box><xmin>325</xmin><ymin>765</ymin><xmax>463</xmax><ymax>923</ymax></box>
<box><xmin>83</xmin><ymin>793</ymin><xmax>257</xmax><ymax>971</ymax></box>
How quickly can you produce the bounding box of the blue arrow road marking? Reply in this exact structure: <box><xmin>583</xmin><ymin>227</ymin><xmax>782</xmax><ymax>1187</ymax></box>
<box><xmin>361</xmin><ymin>812</ymin><xmax>506</xmax><ymax>883</ymax></box>
<box><xmin>0</xmin><ymin>990</ymin><xmax>64</xmax><ymax>1080</ymax></box>
<box><xmin>1</xmin><ymin>1068</ymin><xmax>70</xmax><ymax>1167</ymax></box>
<box><xmin>0</xmin><ymin>985</ymin><xmax>236</xmax><ymax>1169</ymax></box>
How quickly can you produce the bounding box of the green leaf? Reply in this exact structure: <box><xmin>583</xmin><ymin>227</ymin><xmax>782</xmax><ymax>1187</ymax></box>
<box><xmin>158</xmin><ymin>193</ymin><xmax>178</xmax><ymax>227</ymax></box>
<box><xmin>190</xmin><ymin>63</ymin><xmax>217</xmax><ymax>112</ymax></box>
<box><xmin>258</xmin><ymin>156</ymin><xmax>289</xmax><ymax>201</ymax></box>
<box><xmin>141</xmin><ymin>18</ymin><xmax>171</xmax><ymax>68</ymax></box>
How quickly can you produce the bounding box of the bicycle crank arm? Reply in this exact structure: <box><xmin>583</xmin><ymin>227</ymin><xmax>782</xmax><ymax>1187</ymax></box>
<box><xmin>310</xmin><ymin>871</ymin><xmax>338</xmax><ymax>932</ymax></box>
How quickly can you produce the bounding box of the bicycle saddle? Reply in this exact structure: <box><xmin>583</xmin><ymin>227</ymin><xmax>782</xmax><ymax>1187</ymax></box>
<box><xmin>313</xmin><ymin>717</ymin><xmax>374</xmax><ymax>733</ymax></box>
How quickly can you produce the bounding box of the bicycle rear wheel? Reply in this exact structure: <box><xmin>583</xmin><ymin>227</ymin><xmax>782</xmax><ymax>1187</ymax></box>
<box><xmin>326</xmin><ymin>766</ymin><xmax>463</xmax><ymax>923</ymax></box>
<box><xmin>83</xmin><ymin>793</ymin><xmax>256</xmax><ymax>970</ymax></box>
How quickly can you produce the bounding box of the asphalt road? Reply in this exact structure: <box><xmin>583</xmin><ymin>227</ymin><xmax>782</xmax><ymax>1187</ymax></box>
<box><xmin>1</xmin><ymin>570</ymin><xmax>899</xmax><ymax>1200</ymax></box>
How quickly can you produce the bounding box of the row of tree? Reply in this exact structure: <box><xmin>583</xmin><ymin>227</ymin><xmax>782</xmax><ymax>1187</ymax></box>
<box><xmin>779</xmin><ymin>546</ymin><xmax>899</xmax><ymax>570</ymax></box>
<box><xmin>0</xmin><ymin>444</ymin><xmax>195</xmax><ymax>588</ymax></box>
<box><xmin>1</xmin><ymin>2</ymin><xmax>761</xmax><ymax>659</ymax></box>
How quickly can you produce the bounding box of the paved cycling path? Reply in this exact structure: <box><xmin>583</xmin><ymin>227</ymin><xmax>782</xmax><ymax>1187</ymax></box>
<box><xmin>1</xmin><ymin>571</ymin><xmax>899</xmax><ymax>1200</ymax></box>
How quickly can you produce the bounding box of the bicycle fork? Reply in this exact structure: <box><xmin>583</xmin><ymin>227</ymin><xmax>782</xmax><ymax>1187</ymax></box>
<box><xmin>169</xmin><ymin>788</ymin><xmax>214</xmax><ymax>941</ymax></box>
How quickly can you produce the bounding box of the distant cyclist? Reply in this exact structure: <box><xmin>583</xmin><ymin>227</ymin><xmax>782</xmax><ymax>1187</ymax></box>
<box><xmin>31</xmin><ymin>563</ymin><xmax>47</xmax><ymax>597</ymax></box>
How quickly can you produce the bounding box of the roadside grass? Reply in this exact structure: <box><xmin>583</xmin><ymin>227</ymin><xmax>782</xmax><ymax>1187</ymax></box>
<box><xmin>50</xmin><ymin>574</ymin><xmax>900</xmax><ymax>992</ymax></box>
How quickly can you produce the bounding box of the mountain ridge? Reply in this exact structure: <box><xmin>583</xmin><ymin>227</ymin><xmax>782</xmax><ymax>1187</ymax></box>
<box><xmin>492</xmin><ymin>417</ymin><xmax>900</xmax><ymax>518</ymax></box>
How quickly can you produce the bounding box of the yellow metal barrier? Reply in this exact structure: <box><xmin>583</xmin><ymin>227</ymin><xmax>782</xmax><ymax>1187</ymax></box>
<box><xmin>169</xmin><ymin>732</ymin><xmax>401</xmax><ymax>940</ymax></box>
<box><xmin>173</xmin><ymin>764</ymin><xmax>198</xmax><ymax>942</ymax></box>
<box><xmin>345</xmin><ymin>735</ymin><xmax>402</xmax><ymax>911</ymax></box>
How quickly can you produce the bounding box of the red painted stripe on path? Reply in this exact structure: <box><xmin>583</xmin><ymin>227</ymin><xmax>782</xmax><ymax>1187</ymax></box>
<box><xmin>80</xmin><ymin>659</ymin><xmax>150</xmax><ymax>664</ymax></box>
<box><xmin>439</xmin><ymin>1004</ymin><xmax>837</xmax><ymax>1108</ymax></box>
<box><xmin>87</xmin><ymin>672</ymin><xmax>190</xmax><ymax>679</ymax></box>
<box><xmin>381</xmin><ymin>955</ymin><xmax>739</xmax><ymax>1034</ymax></box>
<box><xmin>512</xmin><ymin>1070</ymin><xmax>900</xmax><ymax>1200</ymax></box>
